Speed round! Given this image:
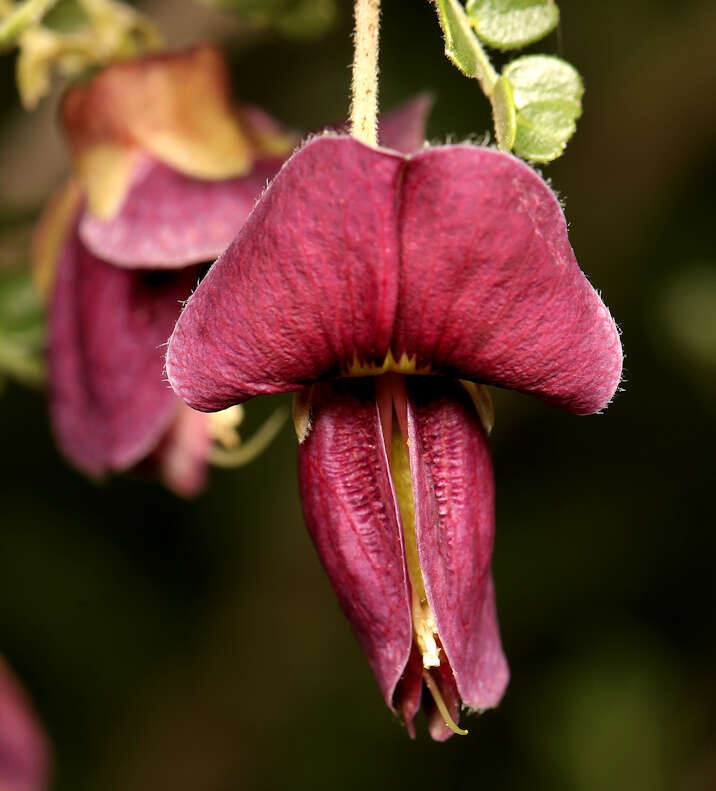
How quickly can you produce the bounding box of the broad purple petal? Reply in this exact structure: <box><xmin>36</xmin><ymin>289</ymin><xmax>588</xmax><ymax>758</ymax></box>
<box><xmin>80</xmin><ymin>155</ymin><xmax>284</xmax><ymax>269</ymax></box>
<box><xmin>50</xmin><ymin>223</ymin><xmax>200</xmax><ymax>475</ymax></box>
<box><xmin>0</xmin><ymin>659</ymin><xmax>50</xmax><ymax>791</ymax></box>
<box><xmin>297</xmin><ymin>379</ymin><xmax>412</xmax><ymax>708</ymax></box>
<box><xmin>167</xmin><ymin>138</ymin><xmax>404</xmax><ymax>411</ymax></box>
<box><xmin>405</xmin><ymin>377</ymin><xmax>509</xmax><ymax>710</ymax></box>
<box><xmin>395</xmin><ymin>146</ymin><xmax>622</xmax><ymax>414</ymax></box>
<box><xmin>167</xmin><ymin>138</ymin><xmax>621</xmax><ymax>415</ymax></box>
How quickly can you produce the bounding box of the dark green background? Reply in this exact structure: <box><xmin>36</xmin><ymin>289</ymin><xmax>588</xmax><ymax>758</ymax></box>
<box><xmin>1</xmin><ymin>1</ymin><xmax>715</xmax><ymax>789</ymax></box>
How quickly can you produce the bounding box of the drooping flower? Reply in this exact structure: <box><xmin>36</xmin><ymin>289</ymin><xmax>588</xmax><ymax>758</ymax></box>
<box><xmin>32</xmin><ymin>45</ymin><xmax>295</xmax><ymax>495</ymax></box>
<box><xmin>165</xmin><ymin>134</ymin><xmax>622</xmax><ymax>736</ymax></box>
<box><xmin>0</xmin><ymin>657</ymin><xmax>50</xmax><ymax>791</ymax></box>
<box><xmin>35</xmin><ymin>47</ymin><xmax>431</xmax><ymax>496</ymax></box>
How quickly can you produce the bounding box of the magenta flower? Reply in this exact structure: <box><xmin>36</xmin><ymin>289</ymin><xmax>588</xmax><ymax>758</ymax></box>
<box><xmin>0</xmin><ymin>658</ymin><xmax>50</xmax><ymax>791</ymax></box>
<box><xmin>166</xmin><ymin>135</ymin><xmax>622</xmax><ymax>736</ymax></box>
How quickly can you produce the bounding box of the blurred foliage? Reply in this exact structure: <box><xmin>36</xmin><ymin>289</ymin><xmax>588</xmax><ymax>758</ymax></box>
<box><xmin>0</xmin><ymin>230</ymin><xmax>44</xmax><ymax>389</ymax></box>
<box><xmin>200</xmin><ymin>0</ymin><xmax>337</xmax><ymax>39</ymax></box>
<box><xmin>0</xmin><ymin>1</ymin><xmax>715</xmax><ymax>791</ymax></box>
<box><xmin>0</xmin><ymin>0</ymin><xmax>160</xmax><ymax>108</ymax></box>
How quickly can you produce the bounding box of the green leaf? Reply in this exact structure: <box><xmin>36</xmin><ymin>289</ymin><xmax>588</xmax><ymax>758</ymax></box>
<box><xmin>434</xmin><ymin>0</ymin><xmax>497</xmax><ymax>93</ymax></box>
<box><xmin>491</xmin><ymin>74</ymin><xmax>516</xmax><ymax>151</ymax></box>
<box><xmin>502</xmin><ymin>54</ymin><xmax>582</xmax><ymax>162</ymax></box>
<box><xmin>466</xmin><ymin>0</ymin><xmax>559</xmax><ymax>50</ymax></box>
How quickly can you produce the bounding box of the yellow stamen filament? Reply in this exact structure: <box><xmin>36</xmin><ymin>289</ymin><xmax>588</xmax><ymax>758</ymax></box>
<box><xmin>389</xmin><ymin>420</ymin><xmax>440</xmax><ymax>668</ymax></box>
<box><xmin>209</xmin><ymin>406</ymin><xmax>287</xmax><ymax>468</ymax></box>
<box><xmin>422</xmin><ymin>669</ymin><xmax>468</xmax><ymax>736</ymax></box>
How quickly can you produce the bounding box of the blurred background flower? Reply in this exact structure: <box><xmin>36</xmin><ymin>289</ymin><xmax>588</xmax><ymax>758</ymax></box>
<box><xmin>0</xmin><ymin>0</ymin><xmax>715</xmax><ymax>790</ymax></box>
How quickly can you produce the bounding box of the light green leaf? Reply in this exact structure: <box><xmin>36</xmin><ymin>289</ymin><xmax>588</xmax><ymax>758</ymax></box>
<box><xmin>503</xmin><ymin>53</ymin><xmax>583</xmax><ymax>106</ymax></box>
<box><xmin>491</xmin><ymin>74</ymin><xmax>516</xmax><ymax>151</ymax></box>
<box><xmin>502</xmin><ymin>54</ymin><xmax>582</xmax><ymax>161</ymax></box>
<box><xmin>466</xmin><ymin>0</ymin><xmax>559</xmax><ymax>50</ymax></box>
<box><xmin>512</xmin><ymin>100</ymin><xmax>579</xmax><ymax>161</ymax></box>
<box><xmin>434</xmin><ymin>0</ymin><xmax>497</xmax><ymax>94</ymax></box>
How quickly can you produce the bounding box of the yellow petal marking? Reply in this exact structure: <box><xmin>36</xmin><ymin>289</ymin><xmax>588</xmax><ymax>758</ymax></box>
<box><xmin>347</xmin><ymin>349</ymin><xmax>431</xmax><ymax>377</ymax></box>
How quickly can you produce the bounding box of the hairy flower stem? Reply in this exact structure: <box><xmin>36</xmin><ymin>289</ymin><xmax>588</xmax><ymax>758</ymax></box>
<box><xmin>349</xmin><ymin>0</ymin><xmax>380</xmax><ymax>145</ymax></box>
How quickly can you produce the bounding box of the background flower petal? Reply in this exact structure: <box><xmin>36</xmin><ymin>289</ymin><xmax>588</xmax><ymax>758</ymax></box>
<box><xmin>50</xmin><ymin>224</ymin><xmax>199</xmax><ymax>475</ymax></box>
<box><xmin>395</xmin><ymin>146</ymin><xmax>622</xmax><ymax>414</ymax></box>
<box><xmin>406</xmin><ymin>377</ymin><xmax>509</xmax><ymax>710</ymax></box>
<box><xmin>61</xmin><ymin>46</ymin><xmax>255</xmax><ymax>186</ymax></box>
<box><xmin>378</xmin><ymin>94</ymin><xmax>433</xmax><ymax>155</ymax></box>
<box><xmin>167</xmin><ymin>137</ymin><xmax>403</xmax><ymax>411</ymax></box>
<box><xmin>297</xmin><ymin>379</ymin><xmax>413</xmax><ymax>709</ymax></box>
<box><xmin>150</xmin><ymin>402</ymin><xmax>210</xmax><ymax>498</ymax></box>
<box><xmin>0</xmin><ymin>658</ymin><xmax>50</xmax><ymax>791</ymax></box>
<box><xmin>79</xmin><ymin>156</ymin><xmax>284</xmax><ymax>269</ymax></box>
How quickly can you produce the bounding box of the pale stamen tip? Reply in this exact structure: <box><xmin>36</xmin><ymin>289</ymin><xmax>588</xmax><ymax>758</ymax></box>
<box><xmin>422</xmin><ymin>669</ymin><xmax>468</xmax><ymax>737</ymax></box>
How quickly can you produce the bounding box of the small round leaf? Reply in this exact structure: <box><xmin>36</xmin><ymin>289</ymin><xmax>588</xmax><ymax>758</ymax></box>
<box><xmin>466</xmin><ymin>0</ymin><xmax>559</xmax><ymax>50</ymax></box>
<box><xmin>502</xmin><ymin>55</ymin><xmax>583</xmax><ymax>162</ymax></box>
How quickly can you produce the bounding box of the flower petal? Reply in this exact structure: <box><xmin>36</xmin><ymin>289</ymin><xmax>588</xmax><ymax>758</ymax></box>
<box><xmin>377</xmin><ymin>94</ymin><xmax>433</xmax><ymax>154</ymax></box>
<box><xmin>61</xmin><ymin>45</ymin><xmax>255</xmax><ymax>188</ymax></box>
<box><xmin>49</xmin><ymin>224</ymin><xmax>199</xmax><ymax>475</ymax></box>
<box><xmin>0</xmin><ymin>658</ymin><xmax>50</xmax><ymax>791</ymax></box>
<box><xmin>405</xmin><ymin>377</ymin><xmax>509</xmax><ymax>710</ymax></box>
<box><xmin>297</xmin><ymin>379</ymin><xmax>412</xmax><ymax>708</ymax></box>
<box><xmin>395</xmin><ymin>145</ymin><xmax>622</xmax><ymax>414</ymax></box>
<box><xmin>151</xmin><ymin>402</ymin><xmax>210</xmax><ymax>497</ymax></box>
<box><xmin>168</xmin><ymin>138</ymin><xmax>621</xmax><ymax>414</ymax></box>
<box><xmin>167</xmin><ymin>137</ymin><xmax>404</xmax><ymax>411</ymax></box>
<box><xmin>79</xmin><ymin>155</ymin><xmax>284</xmax><ymax>269</ymax></box>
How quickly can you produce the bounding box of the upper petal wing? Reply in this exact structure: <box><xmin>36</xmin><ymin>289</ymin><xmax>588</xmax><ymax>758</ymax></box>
<box><xmin>395</xmin><ymin>146</ymin><xmax>622</xmax><ymax>414</ymax></box>
<box><xmin>167</xmin><ymin>137</ymin><xmax>403</xmax><ymax>411</ymax></box>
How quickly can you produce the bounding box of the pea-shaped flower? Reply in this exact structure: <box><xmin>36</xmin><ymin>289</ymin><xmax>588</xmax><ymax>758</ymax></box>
<box><xmin>166</xmin><ymin>136</ymin><xmax>622</xmax><ymax>736</ymax></box>
<box><xmin>35</xmin><ymin>46</ymin><xmax>295</xmax><ymax>494</ymax></box>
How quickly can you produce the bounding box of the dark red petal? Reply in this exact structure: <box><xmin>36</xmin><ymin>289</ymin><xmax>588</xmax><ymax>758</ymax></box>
<box><xmin>297</xmin><ymin>379</ymin><xmax>412</xmax><ymax>708</ymax></box>
<box><xmin>49</xmin><ymin>224</ymin><xmax>200</xmax><ymax>475</ymax></box>
<box><xmin>0</xmin><ymin>658</ymin><xmax>50</xmax><ymax>791</ymax></box>
<box><xmin>79</xmin><ymin>156</ymin><xmax>284</xmax><ymax>269</ymax></box>
<box><xmin>167</xmin><ymin>137</ymin><xmax>403</xmax><ymax>411</ymax></box>
<box><xmin>392</xmin><ymin>642</ymin><xmax>423</xmax><ymax>738</ymax></box>
<box><xmin>378</xmin><ymin>94</ymin><xmax>433</xmax><ymax>155</ymax></box>
<box><xmin>395</xmin><ymin>146</ymin><xmax>622</xmax><ymax>414</ymax></box>
<box><xmin>151</xmin><ymin>403</ymin><xmax>210</xmax><ymax>497</ymax></box>
<box><xmin>405</xmin><ymin>377</ymin><xmax>509</xmax><ymax>710</ymax></box>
